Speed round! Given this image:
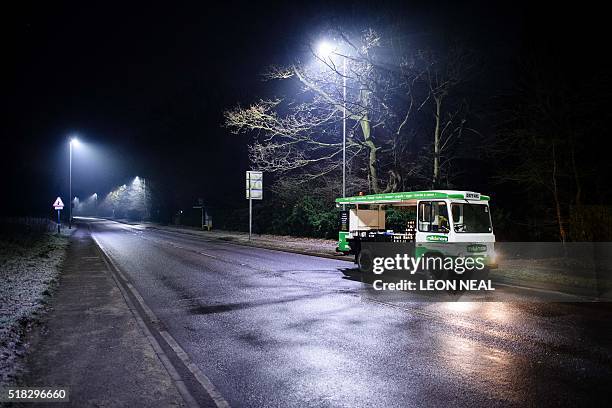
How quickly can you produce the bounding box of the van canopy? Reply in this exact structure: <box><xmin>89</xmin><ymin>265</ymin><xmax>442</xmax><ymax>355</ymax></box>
<box><xmin>335</xmin><ymin>190</ymin><xmax>490</xmax><ymax>205</ymax></box>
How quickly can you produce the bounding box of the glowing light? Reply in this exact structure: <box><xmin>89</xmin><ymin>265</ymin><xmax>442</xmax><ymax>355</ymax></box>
<box><xmin>490</xmin><ymin>250</ymin><xmax>499</xmax><ymax>264</ymax></box>
<box><xmin>99</xmin><ymin>178</ymin><xmax>149</xmax><ymax>221</ymax></box>
<box><xmin>70</xmin><ymin>137</ymin><xmax>80</xmax><ymax>147</ymax></box>
<box><xmin>317</xmin><ymin>41</ymin><xmax>336</xmax><ymax>59</ymax></box>
<box><xmin>484</xmin><ymin>303</ymin><xmax>512</xmax><ymax>323</ymax></box>
<box><xmin>442</xmin><ymin>302</ymin><xmax>476</xmax><ymax>313</ymax></box>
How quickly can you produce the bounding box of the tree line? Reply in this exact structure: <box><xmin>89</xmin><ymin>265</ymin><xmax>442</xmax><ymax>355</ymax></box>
<box><xmin>223</xmin><ymin>26</ymin><xmax>611</xmax><ymax>241</ymax></box>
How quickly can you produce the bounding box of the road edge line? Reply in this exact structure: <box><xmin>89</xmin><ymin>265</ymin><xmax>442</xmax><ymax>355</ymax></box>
<box><xmin>91</xmin><ymin>232</ymin><xmax>231</xmax><ymax>408</ymax></box>
<box><xmin>89</xmin><ymin>234</ymin><xmax>199</xmax><ymax>408</ymax></box>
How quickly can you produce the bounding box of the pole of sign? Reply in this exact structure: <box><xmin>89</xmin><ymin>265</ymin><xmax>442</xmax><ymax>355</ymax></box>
<box><xmin>248</xmin><ymin>172</ymin><xmax>252</xmax><ymax>240</ymax></box>
<box><xmin>69</xmin><ymin>141</ymin><xmax>72</xmax><ymax>229</ymax></box>
<box><xmin>57</xmin><ymin>209</ymin><xmax>61</xmax><ymax>234</ymax></box>
<box><xmin>193</xmin><ymin>205</ymin><xmax>204</xmax><ymax>230</ymax></box>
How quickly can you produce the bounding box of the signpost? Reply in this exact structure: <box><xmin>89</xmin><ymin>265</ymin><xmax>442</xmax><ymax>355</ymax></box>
<box><xmin>193</xmin><ymin>206</ymin><xmax>205</xmax><ymax>229</ymax></box>
<box><xmin>193</xmin><ymin>199</ymin><xmax>213</xmax><ymax>231</ymax></box>
<box><xmin>52</xmin><ymin>197</ymin><xmax>64</xmax><ymax>234</ymax></box>
<box><xmin>246</xmin><ymin>171</ymin><xmax>263</xmax><ymax>240</ymax></box>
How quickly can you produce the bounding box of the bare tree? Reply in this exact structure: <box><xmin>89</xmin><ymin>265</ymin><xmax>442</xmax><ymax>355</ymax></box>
<box><xmin>225</xmin><ymin>29</ymin><xmax>426</xmax><ymax>195</ymax></box>
<box><xmin>488</xmin><ymin>56</ymin><xmax>599</xmax><ymax>243</ymax></box>
<box><xmin>409</xmin><ymin>45</ymin><xmax>477</xmax><ymax>188</ymax></box>
<box><xmin>225</xmin><ymin>29</ymin><xmax>478</xmax><ymax>196</ymax></box>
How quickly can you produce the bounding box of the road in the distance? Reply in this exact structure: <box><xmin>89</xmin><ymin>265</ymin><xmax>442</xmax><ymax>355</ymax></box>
<box><xmin>87</xmin><ymin>218</ymin><xmax>612</xmax><ymax>407</ymax></box>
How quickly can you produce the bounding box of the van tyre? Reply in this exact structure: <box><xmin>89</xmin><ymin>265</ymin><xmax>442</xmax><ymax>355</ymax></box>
<box><xmin>422</xmin><ymin>254</ymin><xmax>448</xmax><ymax>280</ymax></box>
<box><xmin>357</xmin><ymin>249</ymin><xmax>373</xmax><ymax>274</ymax></box>
<box><xmin>473</xmin><ymin>267</ymin><xmax>490</xmax><ymax>280</ymax></box>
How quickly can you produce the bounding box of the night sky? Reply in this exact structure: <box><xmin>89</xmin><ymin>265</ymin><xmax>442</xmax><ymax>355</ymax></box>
<box><xmin>2</xmin><ymin>1</ymin><xmax>607</xmax><ymax>217</ymax></box>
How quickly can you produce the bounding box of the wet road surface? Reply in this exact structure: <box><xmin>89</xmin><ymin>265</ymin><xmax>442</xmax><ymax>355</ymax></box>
<box><xmin>86</xmin><ymin>218</ymin><xmax>612</xmax><ymax>407</ymax></box>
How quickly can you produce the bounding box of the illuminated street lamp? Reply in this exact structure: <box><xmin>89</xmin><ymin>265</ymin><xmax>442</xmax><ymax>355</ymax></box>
<box><xmin>317</xmin><ymin>41</ymin><xmax>335</xmax><ymax>60</ymax></box>
<box><xmin>69</xmin><ymin>137</ymin><xmax>80</xmax><ymax>228</ymax></box>
<box><xmin>132</xmin><ymin>176</ymin><xmax>147</xmax><ymax>220</ymax></box>
<box><xmin>142</xmin><ymin>177</ymin><xmax>147</xmax><ymax>220</ymax></box>
<box><xmin>93</xmin><ymin>193</ymin><xmax>98</xmax><ymax>216</ymax></box>
<box><xmin>316</xmin><ymin>40</ymin><xmax>347</xmax><ymax>203</ymax></box>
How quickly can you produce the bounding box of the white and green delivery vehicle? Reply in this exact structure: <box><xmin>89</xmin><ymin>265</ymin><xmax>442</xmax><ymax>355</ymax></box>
<box><xmin>335</xmin><ymin>190</ymin><xmax>498</xmax><ymax>275</ymax></box>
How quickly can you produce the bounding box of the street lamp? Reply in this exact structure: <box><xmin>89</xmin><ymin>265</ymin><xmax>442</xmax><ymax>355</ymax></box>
<box><xmin>132</xmin><ymin>176</ymin><xmax>147</xmax><ymax>220</ymax></box>
<box><xmin>316</xmin><ymin>41</ymin><xmax>347</xmax><ymax>203</ymax></box>
<box><xmin>317</xmin><ymin>41</ymin><xmax>335</xmax><ymax>60</ymax></box>
<box><xmin>142</xmin><ymin>177</ymin><xmax>147</xmax><ymax>220</ymax></box>
<box><xmin>92</xmin><ymin>193</ymin><xmax>98</xmax><ymax>216</ymax></box>
<box><xmin>69</xmin><ymin>137</ymin><xmax>80</xmax><ymax>228</ymax></box>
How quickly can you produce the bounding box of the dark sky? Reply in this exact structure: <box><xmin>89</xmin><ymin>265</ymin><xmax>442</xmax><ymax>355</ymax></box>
<box><xmin>2</xmin><ymin>1</ymin><xmax>606</xmax><ymax>216</ymax></box>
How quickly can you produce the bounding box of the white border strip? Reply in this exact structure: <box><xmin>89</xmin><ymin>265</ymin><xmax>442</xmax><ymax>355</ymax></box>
<box><xmin>92</xmin><ymin>233</ymin><xmax>231</xmax><ymax>408</ymax></box>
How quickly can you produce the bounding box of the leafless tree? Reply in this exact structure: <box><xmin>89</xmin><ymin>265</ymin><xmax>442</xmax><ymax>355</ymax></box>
<box><xmin>225</xmin><ymin>29</ymin><xmax>478</xmax><ymax>196</ymax></box>
<box><xmin>490</xmin><ymin>58</ymin><xmax>579</xmax><ymax>243</ymax></box>
<box><xmin>408</xmin><ymin>45</ymin><xmax>477</xmax><ymax>188</ymax></box>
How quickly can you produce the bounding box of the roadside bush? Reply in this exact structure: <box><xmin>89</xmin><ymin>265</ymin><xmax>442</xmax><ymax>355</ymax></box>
<box><xmin>212</xmin><ymin>196</ymin><xmax>338</xmax><ymax>239</ymax></box>
<box><xmin>285</xmin><ymin>196</ymin><xmax>337</xmax><ymax>239</ymax></box>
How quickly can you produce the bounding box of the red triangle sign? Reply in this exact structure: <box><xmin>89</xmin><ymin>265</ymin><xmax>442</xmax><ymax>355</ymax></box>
<box><xmin>52</xmin><ymin>197</ymin><xmax>64</xmax><ymax>209</ymax></box>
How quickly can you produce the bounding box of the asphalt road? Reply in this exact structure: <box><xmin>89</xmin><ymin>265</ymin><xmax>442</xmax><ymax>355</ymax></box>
<box><xmin>85</xmin><ymin>218</ymin><xmax>612</xmax><ymax>407</ymax></box>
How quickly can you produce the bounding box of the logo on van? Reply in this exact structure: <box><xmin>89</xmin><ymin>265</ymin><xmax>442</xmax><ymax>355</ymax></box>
<box><xmin>426</xmin><ymin>235</ymin><xmax>448</xmax><ymax>242</ymax></box>
<box><xmin>467</xmin><ymin>244</ymin><xmax>487</xmax><ymax>253</ymax></box>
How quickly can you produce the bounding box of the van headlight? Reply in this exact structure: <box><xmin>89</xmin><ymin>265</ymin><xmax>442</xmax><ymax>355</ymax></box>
<box><xmin>490</xmin><ymin>250</ymin><xmax>498</xmax><ymax>264</ymax></box>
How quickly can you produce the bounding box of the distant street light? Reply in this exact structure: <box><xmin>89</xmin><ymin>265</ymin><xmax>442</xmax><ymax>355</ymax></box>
<box><xmin>132</xmin><ymin>176</ymin><xmax>147</xmax><ymax>220</ymax></box>
<box><xmin>69</xmin><ymin>137</ymin><xmax>80</xmax><ymax>228</ymax></box>
<box><xmin>316</xmin><ymin>40</ymin><xmax>347</xmax><ymax>203</ymax></box>
<box><xmin>142</xmin><ymin>177</ymin><xmax>147</xmax><ymax>220</ymax></box>
<box><xmin>93</xmin><ymin>193</ymin><xmax>98</xmax><ymax>216</ymax></box>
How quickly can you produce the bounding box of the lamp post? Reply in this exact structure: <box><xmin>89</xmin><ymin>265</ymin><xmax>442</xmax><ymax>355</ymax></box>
<box><xmin>342</xmin><ymin>56</ymin><xmax>346</xmax><ymax>201</ymax></box>
<box><xmin>134</xmin><ymin>176</ymin><xmax>147</xmax><ymax>221</ymax></box>
<box><xmin>142</xmin><ymin>177</ymin><xmax>147</xmax><ymax>220</ymax></box>
<box><xmin>69</xmin><ymin>137</ymin><xmax>80</xmax><ymax>228</ymax></box>
<box><xmin>317</xmin><ymin>41</ymin><xmax>347</xmax><ymax>202</ymax></box>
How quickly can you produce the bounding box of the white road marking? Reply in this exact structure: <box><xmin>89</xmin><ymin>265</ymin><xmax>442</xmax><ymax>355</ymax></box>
<box><xmin>91</xmin><ymin>236</ymin><xmax>200</xmax><ymax>408</ymax></box>
<box><xmin>92</xmin><ymin>232</ymin><xmax>231</xmax><ymax>408</ymax></box>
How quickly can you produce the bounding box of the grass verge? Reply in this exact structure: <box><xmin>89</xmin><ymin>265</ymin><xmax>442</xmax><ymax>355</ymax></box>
<box><xmin>0</xmin><ymin>219</ymin><xmax>72</xmax><ymax>387</ymax></box>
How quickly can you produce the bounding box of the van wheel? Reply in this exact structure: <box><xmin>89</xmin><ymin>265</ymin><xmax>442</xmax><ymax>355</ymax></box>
<box><xmin>473</xmin><ymin>267</ymin><xmax>490</xmax><ymax>280</ymax></box>
<box><xmin>357</xmin><ymin>249</ymin><xmax>373</xmax><ymax>274</ymax></box>
<box><xmin>423</xmin><ymin>254</ymin><xmax>448</xmax><ymax>280</ymax></box>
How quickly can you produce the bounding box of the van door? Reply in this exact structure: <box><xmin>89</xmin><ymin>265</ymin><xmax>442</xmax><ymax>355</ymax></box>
<box><xmin>416</xmin><ymin>201</ymin><xmax>450</xmax><ymax>256</ymax></box>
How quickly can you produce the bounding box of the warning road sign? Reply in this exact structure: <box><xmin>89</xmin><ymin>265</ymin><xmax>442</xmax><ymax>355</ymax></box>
<box><xmin>53</xmin><ymin>197</ymin><xmax>64</xmax><ymax>210</ymax></box>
